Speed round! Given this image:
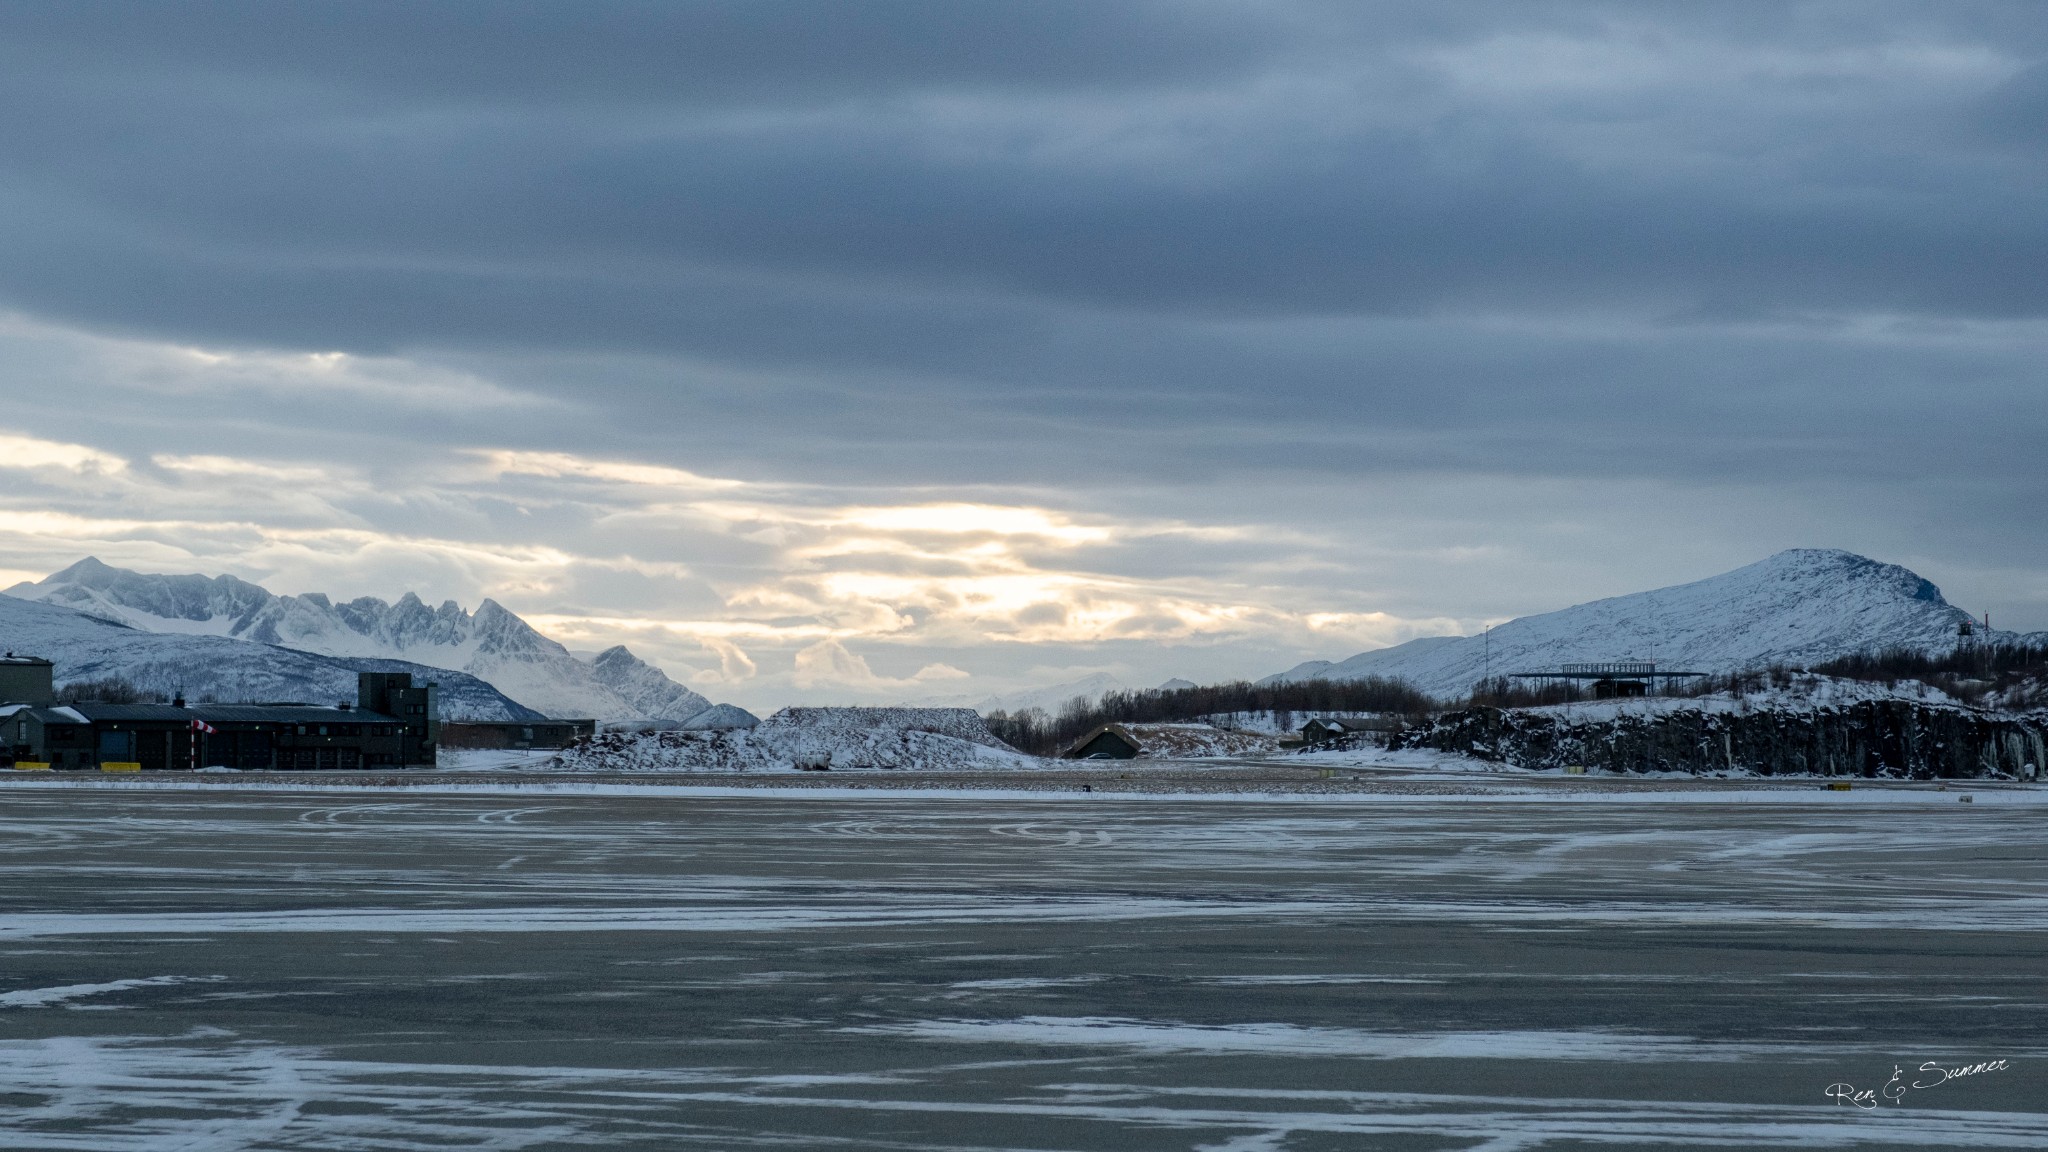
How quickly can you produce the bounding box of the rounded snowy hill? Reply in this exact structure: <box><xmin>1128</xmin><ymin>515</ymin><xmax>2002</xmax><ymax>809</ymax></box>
<box><xmin>1263</xmin><ymin>549</ymin><xmax>1984</xmax><ymax>702</ymax></box>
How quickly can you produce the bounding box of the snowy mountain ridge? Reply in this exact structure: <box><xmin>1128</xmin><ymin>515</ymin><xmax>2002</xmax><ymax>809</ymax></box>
<box><xmin>6</xmin><ymin>558</ymin><xmax>712</xmax><ymax>721</ymax></box>
<box><xmin>911</xmin><ymin>671</ymin><xmax>1128</xmax><ymax>716</ymax></box>
<box><xmin>0</xmin><ymin>593</ymin><xmax>542</xmax><ymax>721</ymax></box>
<box><xmin>1262</xmin><ymin>549</ymin><xmax>2017</xmax><ymax>701</ymax></box>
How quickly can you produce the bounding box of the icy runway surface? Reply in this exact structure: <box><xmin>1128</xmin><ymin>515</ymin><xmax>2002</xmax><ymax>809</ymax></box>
<box><xmin>0</xmin><ymin>789</ymin><xmax>2043</xmax><ymax>1149</ymax></box>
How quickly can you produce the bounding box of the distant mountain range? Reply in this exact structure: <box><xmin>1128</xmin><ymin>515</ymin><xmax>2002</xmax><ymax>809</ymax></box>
<box><xmin>11</xmin><ymin>549</ymin><xmax>2026</xmax><ymax>721</ymax></box>
<box><xmin>7</xmin><ymin>558</ymin><xmax>715</xmax><ymax>721</ymax></box>
<box><xmin>0</xmin><ymin>592</ymin><xmax>541</xmax><ymax>720</ymax></box>
<box><xmin>1262</xmin><ymin>549</ymin><xmax>2033</xmax><ymax>701</ymax></box>
<box><xmin>913</xmin><ymin>672</ymin><xmax>1206</xmax><ymax>716</ymax></box>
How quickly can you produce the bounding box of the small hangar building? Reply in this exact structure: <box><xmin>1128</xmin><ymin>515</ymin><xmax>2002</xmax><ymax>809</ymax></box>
<box><xmin>1062</xmin><ymin>724</ymin><xmax>1142</xmax><ymax>760</ymax></box>
<box><xmin>2</xmin><ymin>659</ymin><xmax>439</xmax><ymax>770</ymax></box>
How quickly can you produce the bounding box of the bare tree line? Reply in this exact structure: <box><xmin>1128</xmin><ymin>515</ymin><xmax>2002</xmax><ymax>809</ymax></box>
<box><xmin>986</xmin><ymin>676</ymin><xmax>1432</xmax><ymax>756</ymax></box>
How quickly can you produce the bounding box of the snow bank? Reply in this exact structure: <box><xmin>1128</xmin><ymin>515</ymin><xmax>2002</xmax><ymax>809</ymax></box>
<box><xmin>552</xmin><ymin>708</ymin><xmax>1040</xmax><ymax>773</ymax></box>
<box><xmin>1122</xmin><ymin>723</ymin><xmax>1278</xmax><ymax>759</ymax></box>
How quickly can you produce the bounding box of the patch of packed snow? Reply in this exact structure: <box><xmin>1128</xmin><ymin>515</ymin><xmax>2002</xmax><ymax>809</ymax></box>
<box><xmin>850</xmin><ymin>1016</ymin><xmax>1824</xmax><ymax>1062</ymax></box>
<box><xmin>1292</xmin><ymin>745</ymin><xmax>1515</xmax><ymax>774</ymax></box>
<box><xmin>0</xmin><ymin>975</ymin><xmax>213</xmax><ymax>1008</ymax></box>
<box><xmin>436</xmin><ymin>747</ymin><xmax>569</xmax><ymax>772</ymax></box>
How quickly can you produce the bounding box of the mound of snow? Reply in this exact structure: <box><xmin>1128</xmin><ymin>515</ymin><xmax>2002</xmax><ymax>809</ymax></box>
<box><xmin>1263</xmin><ymin>550</ymin><xmax>1989</xmax><ymax>701</ymax></box>
<box><xmin>764</xmin><ymin>707</ymin><xmax>1011</xmax><ymax>746</ymax></box>
<box><xmin>555</xmin><ymin>725</ymin><xmax>1039</xmax><ymax>773</ymax></box>
<box><xmin>1120</xmin><ymin>723</ymin><xmax>1277</xmax><ymax>759</ymax></box>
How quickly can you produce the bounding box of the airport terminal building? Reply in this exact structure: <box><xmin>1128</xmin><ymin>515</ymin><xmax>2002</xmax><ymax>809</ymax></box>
<box><xmin>2</xmin><ymin>657</ymin><xmax>438</xmax><ymax>770</ymax></box>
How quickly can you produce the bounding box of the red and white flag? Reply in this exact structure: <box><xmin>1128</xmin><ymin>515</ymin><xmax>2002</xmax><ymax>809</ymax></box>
<box><xmin>190</xmin><ymin>719</ymin><xmax>217</xmax><ymax>735</ymax></box>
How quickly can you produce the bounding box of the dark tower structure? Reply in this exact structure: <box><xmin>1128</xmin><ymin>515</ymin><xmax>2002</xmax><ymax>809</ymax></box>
<box><xmin>357</xmin><ymin>671</ymin><xmax>438</xmax><ymax>767</ymax></box>
<box><xmin>0</xmin><ymin>655</ymin><xmax>55</xmax><ymax>705</ymax></box>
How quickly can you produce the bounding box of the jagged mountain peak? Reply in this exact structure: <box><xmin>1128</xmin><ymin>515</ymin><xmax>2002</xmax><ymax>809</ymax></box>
<box><xmin>587</xmin><ymin>643</ymin><xmax>714</xmax><ymax>721</ymax></box>
<box><xmin>0</xmin><ymin>593</ymin><xmax>538</xmax><ymax>720</ymax></box>
<box><xmin>5</xmin><ymin>559</ymin><xmax>717</xmax><ymax>722</ymax></box>
<box><xmin>1262</xmin><ymin>549</ymin><xmax>1985</xmax><ymax>701</ymax></box>
<box><xmin>472</xmin><ymin>599</ymin><xmax>531</xmax><ymax>632</ymax></box>
<box><xmin>45</xmin><ymin>556</ymin><xmax>125</xmax><ymax>586</ymax></box>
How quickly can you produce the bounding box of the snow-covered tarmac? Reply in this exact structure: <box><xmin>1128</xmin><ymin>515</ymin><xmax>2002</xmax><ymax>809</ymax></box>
<box><xmin>0</xmin><ymin>782</ymin><xmax>2043</xmax><ymax>1148</ymax></box>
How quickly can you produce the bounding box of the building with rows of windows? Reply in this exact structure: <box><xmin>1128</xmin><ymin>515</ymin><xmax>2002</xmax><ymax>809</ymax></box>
<box><xmin>2</xmin><ymin>657</ymin><xmax>437</xmax><ymax>771</ymax></box>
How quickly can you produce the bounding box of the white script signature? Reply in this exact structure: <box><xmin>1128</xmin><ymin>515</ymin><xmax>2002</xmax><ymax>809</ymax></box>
<box><xmin>1825</xmin><ymin>1058</ymin><xmax>2010</xmax><ymax>1109</ymax></box>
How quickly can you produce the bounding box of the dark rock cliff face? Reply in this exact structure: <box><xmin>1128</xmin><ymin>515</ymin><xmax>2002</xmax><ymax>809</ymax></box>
<box><xmin>1391</xmin><ymin>701</ymin><xmax>2047</xmax><ymax>780</ymax></box>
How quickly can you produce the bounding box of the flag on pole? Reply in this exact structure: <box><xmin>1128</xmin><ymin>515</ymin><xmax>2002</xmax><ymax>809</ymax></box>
<box><xmin>190</xmin><ymin>719</ymin><xmax>217</xmax><ymax>735</ymax></box>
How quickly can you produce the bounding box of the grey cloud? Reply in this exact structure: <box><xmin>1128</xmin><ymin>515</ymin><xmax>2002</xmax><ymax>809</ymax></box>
<box><xmin>0</xmin><ymin>2</ymin><xmax>2041</xmax><ymax>349</ymax></box>
<box><xmin>0</xmin><ymin>1</ymin><xmax>2044</xmax><ymax>647</ymax></box>
<box><xmin>0</xmin><ymin>1</ymin><xmax>1276</xmax><ymax>104</ymax></box>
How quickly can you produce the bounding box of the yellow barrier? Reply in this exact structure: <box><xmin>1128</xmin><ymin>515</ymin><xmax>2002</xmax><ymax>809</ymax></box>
<box><xmin>11</xmin><ymin>762</ymin><xmax>51</xmax><ymax>771</ymax></box>
<box><xmin>99</xmin><ymin>762</ymin><xmax>143</xmax><ymax>773</ymax></box>
<box><xmin>1827</xmin><ymin>781</ymin><xmax>1852</xmax><ymax>791</ymax></box>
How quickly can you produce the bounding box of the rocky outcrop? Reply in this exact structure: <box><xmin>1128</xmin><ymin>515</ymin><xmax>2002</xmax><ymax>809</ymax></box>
<box><xmin>1392</xmin><ymin>700</ymin><xmax>2047</xmax><ymax>780</ymax></box>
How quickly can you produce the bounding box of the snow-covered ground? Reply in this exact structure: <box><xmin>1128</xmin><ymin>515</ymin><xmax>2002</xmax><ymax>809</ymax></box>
<box><xmin>435</xmin><ymin>747</ymin><xmax>568</xmax><ymax>772</ymax></box>
<box><xmin>1291</xmin><ymin>744</ymin><xmax>1520</xmax><ymax>775</ymax></box>
<box><xmin>4</xmin><ymin>785</ymin><xmax>2046</xmax><ymax>1150</ymax></box>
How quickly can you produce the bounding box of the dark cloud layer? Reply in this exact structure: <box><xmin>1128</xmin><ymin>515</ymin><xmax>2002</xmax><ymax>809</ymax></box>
<box><xmin>5</xmin><ymin>3</ymin><xmax>2041</xmax><ymax>328</ymax></box>
<box><xmin>0</xmin><ymin>1</ymin><xmax>2044</xmax><ymax>640</ymax></box>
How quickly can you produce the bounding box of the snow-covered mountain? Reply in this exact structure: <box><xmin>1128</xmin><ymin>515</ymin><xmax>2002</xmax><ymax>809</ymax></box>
<box><xmin>6</xmin><ymin>558</ymin><xmax>712</xmax><ymax>721</ymax></box>
<box><xmin>587</xmin><ymin>645</ymin><xmax>716</xmax><ymax>721</ymax></box>
<box><xmin>1261</xmin><ymin>549</ymin><xmax>2004</xmax><ymax>701</ymax></box>
<box><xmin>0</xmin><ymin>593</ymin><xmax>541</xmax><ymax>720</ymax></box>
<box><xmin>912</xmin><ymin>671</ymin><xmax>1126</xmax><ymax>715</ymax></box>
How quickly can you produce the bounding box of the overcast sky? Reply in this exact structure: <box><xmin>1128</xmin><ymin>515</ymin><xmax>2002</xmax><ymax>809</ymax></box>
<box><xmin>0</xmin><ymin>1</ymin><xmax>2042</xmax><ymax>710</ymax></box>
